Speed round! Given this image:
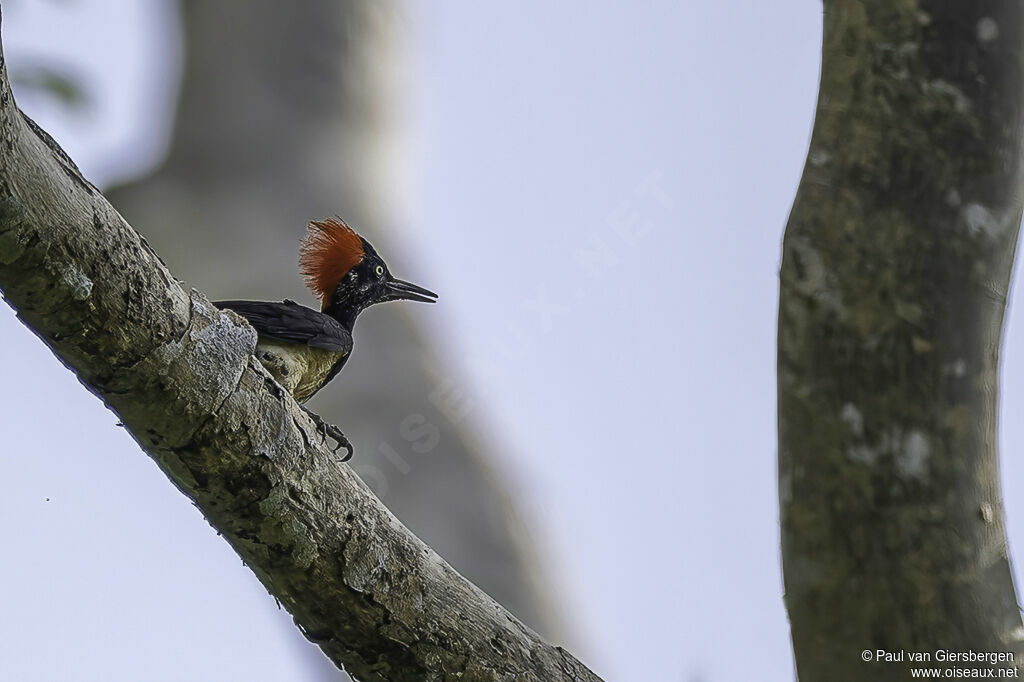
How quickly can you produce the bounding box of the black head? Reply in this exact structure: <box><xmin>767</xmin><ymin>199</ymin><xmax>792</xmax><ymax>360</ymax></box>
<box><xmin>329</xmin><ymin>238</ymin><xmax>437</xmax><ymax>319</ymax></box>
<box><xmin>299</xmin><ymin>219</ymin><xmax>436</xmax><ymax>330</ymax></box>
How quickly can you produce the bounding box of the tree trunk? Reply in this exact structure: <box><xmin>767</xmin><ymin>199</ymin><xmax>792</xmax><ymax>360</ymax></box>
<box><xmin>779</xmin><ymin>3</ymin><xmax>1024</xmax><ymax>680</ymax></box>
<box><xmin>105</xmin><ymin>0</ymin><xmax>564</xmax><ymax>650</ymax></box>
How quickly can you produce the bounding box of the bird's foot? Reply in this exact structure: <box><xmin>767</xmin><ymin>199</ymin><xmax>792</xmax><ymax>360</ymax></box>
<box><xmin>301</xmin><ymin>406</ymin><xmax>353</xmax><ymax>462</ymax></box>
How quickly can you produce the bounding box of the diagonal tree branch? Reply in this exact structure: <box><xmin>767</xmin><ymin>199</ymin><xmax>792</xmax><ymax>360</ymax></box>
<box><xmin>0</xmin><ymin>11</ymin><xmax>600</xmax><ymax>682</ymax></box>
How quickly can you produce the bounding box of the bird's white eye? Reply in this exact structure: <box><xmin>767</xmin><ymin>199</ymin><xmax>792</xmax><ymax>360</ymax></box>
<box><xmin>375</xmin><ymin>265</ymin><xmax>385</xmax><ymax>277</ymax></box>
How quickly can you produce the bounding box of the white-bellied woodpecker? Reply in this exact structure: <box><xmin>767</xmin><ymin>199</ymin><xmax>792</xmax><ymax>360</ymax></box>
<box><xmin>216</xmin><ymin>218</ymin><xmax>437</xmax><ymax>460</ymax></box>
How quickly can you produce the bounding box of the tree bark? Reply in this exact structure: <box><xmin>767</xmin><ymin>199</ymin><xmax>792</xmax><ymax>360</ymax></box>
<box><xmin>779</xmin><ymin>2</ymin><xmax>1024</xmax><ymax>680</ymax></box>
<box><xmin>0</xmin><ymin>10</ymin><xmax>598</xmax><ymax>682</ymax></box>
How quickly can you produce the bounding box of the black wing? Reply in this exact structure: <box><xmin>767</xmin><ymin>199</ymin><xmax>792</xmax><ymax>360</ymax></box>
<box><xmin>215</xmin><ymin>299</ymin><xmax>352</xmax><ymax>353</ymax></box>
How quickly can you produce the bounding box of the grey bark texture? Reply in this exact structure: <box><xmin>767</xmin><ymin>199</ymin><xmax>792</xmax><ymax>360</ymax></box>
<box><xmin>779</xmin><ymin>2</ymin><xmax>1024</xmax><ymax>680</ymax></box>
<box><xmin>0</xmin><ymin>11</ymin><xmax>600</xmax><ymax>682</ymax></box>
<box><xmin>105</xmin><ymin>0</ymin><xmax>564</xmax><ymax>650</ymax></box>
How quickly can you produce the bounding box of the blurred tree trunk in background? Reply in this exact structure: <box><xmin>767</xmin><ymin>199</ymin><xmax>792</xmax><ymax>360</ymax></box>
<box><xmin>106</xmin><ymin>1</ymin><xmax>562</xmax><ymax>675</ymax></box>
<box><xmin>779</xmin><ymin>2</ymin><xmax>1023</xmax><ymax>680</ymax></box>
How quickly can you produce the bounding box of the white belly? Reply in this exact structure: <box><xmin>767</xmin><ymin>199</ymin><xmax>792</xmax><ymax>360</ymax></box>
<box><xmin>255</xmin><ymin>339</ymin><xmax>347</xmax><ymax>403</ymax></box>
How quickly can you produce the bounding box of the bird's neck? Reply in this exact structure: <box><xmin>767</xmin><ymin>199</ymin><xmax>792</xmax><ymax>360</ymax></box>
<box><xmin>324</xmin><ymin>300</ymin><xmax>360</xmax><ymax>332</ymax></box>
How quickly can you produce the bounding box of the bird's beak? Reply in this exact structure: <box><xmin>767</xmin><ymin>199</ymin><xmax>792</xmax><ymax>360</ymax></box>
<box><xmin>385</xmin><ymin>277</ymin><xmax>438</xmax><ymax>303</ymax></box>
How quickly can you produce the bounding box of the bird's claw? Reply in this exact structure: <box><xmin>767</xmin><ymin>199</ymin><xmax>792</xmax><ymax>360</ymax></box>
<box><xmin>303</xmin><ymin>408</ymin><xmax>354</xmax><ymax>462</ymax></box>
<box><xmin>321</xmin><ymin>421</ymin><xmax>354</xmax><ymax>462</ymax></box>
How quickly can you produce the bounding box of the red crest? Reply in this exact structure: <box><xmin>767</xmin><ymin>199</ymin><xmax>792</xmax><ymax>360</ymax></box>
<box><xmin>299</xmin><ymin>218</ymin><xmax>365</xmax><ymax>309</ymax></box>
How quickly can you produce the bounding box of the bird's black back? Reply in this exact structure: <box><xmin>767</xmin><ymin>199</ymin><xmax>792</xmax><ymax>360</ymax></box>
<box><xmin>215</xmin><ymin>299</ymin><xmax>353</xmax><ymax>354</ymax></box>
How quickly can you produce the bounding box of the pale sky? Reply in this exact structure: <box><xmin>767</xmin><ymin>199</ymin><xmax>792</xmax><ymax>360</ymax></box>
<box><xmin>1</xmin><ymin>2</ymin><xmax>1022</xmax><ymax>682</ymax></box>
